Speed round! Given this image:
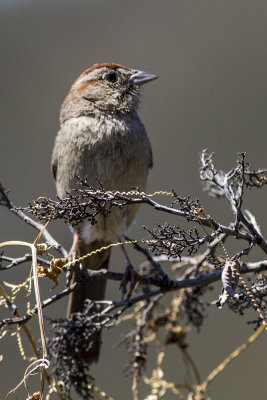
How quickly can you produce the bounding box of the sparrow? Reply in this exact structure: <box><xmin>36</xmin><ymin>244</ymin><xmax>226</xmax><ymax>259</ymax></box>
<box><xmin>51</xmin><ymin>63</ymin><xmax>157</xmax><ymax>363</ymax></box>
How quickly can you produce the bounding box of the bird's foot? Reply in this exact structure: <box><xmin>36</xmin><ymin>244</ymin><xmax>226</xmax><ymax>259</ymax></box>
<box><xmin>120</xmin><ymin>263</ymin><xmax>137</xmax><ymax>300</ymax></box>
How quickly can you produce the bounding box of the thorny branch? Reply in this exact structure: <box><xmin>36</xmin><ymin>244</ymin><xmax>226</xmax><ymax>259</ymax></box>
<box><xmin>0</xmin><ymin>151</ymin><xmax>267</xmax><ymax>400</ymax></box>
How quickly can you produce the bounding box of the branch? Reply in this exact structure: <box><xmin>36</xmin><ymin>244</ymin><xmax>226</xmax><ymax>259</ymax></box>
<box><xmin>22</xmin><ymin>186</ymin><xmax>267</xmax><ymax>254</ymax></box>
<box><xmin>0</xmin><ymin>183</ymin><xmax>68</xmax><ymax>257</ymax></box>
<box><xmin>0</xmin><ymin>253</ymin><xmax>50</xmax><ymax>270</ymax></box>
<box><xmin>2</xmin><ymin>259</ymin><xmax>266</xmax><ymax>328</ymax></box>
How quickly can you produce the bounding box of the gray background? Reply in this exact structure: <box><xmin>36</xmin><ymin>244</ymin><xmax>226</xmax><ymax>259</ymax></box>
<box><xmin>0</xmin><ymin>0</ymin><xmax>266</xmax><ymax>399</ymax></box>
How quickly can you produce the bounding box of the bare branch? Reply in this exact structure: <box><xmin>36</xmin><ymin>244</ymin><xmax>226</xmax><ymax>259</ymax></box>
<box><xmin>0</xmin><ymin>183</ymin><xmax>68</xmax><ymax>257</ymax></box>
<box><xmin>1</xmin><ymin>259</ymin><xmax>266</xmax><ymax>329</ymax></box>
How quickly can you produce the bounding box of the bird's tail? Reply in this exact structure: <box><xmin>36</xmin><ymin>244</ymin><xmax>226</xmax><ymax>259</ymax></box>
<box><xmin>67</xmin><ymin>239</ymin><xmax>111</xmax><ymax>364</ymax></box>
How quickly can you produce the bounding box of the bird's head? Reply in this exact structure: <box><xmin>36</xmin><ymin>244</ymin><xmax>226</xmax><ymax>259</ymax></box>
<box><xmin>60</xmin><ymin>63</ymin><xmax>157</xmax><ymax>123</ymax></box>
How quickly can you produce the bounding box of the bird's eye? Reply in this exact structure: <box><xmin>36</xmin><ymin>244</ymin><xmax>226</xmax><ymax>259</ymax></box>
<box><xmin>104</xmin><ymin>72</ymin><xmax>118</xmax><ymax>83</ymax></box>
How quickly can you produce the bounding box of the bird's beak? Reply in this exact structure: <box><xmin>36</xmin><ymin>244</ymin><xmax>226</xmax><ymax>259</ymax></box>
<box><xmin>130</xmin><ymin>70</ymin><xmax>158</xmax><ymax>86</ymax></box>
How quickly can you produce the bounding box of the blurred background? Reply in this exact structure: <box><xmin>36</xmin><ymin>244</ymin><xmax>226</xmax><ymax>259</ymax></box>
<box><xmin>0</xmin><ymin>0</ymin><xmax>266</xmax><ymax>398</ymax></box>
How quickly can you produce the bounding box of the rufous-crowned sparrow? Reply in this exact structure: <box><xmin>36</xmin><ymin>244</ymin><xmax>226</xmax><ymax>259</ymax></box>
<box><xmin>51</xmin><ymin>63</ymin><xmax>157</xmax><ymax>363</ymax></box>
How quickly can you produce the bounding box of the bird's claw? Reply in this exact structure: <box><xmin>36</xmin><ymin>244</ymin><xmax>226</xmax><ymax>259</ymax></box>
<box><xmin>120</xmin><ymin>263</ymin><xmax>137</xmax><ymax>300</ymax></box>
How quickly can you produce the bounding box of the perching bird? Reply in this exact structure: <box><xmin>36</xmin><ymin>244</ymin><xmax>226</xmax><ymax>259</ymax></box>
<box><xmin>51</xmin><ymin>63</ymin><xmax>157</xmax><ymax>363</ymax></box>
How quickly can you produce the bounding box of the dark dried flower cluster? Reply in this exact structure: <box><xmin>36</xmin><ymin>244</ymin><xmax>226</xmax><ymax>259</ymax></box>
<box><xmin>23</xmin><ymin>188</ymin><xmax>113</xmax><ymax>225</ymax></box>
<box><xmin>183</xmin><ymin>286</ymin><xmax>210</xmax><ymax>329</ymax></box>
<box><xmin>171</xmin><ymin>191</ymin><xmax>202</xmax><ymax>221</ymax></box>
<box><xmin>21</xmin><ymin>178</ymin><xmax>147</xmax><ymax>225</ymax></box>
<box><xmin>46</xmin><ymin>301</ymin><xmax>103</xmax><ymax>398</ymax></box>
<box><xmin>144</xmin><ymin>223</ymin><xmax>202</xmax><ymax>258</ymax></box>
<box><xmin>228</xmin><ymin>276</ymin><xmax>267</xmax><ymax>327</ymax></box>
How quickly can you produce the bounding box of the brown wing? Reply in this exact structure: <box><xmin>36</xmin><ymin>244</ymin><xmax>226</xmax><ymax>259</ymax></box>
<box><xmin>51</xmin><ymin>160</ymin><xmax>58</xmax><ymax>181</ymax></box>
<box><xmin>149</xmin><ymin>147</ymin><xmax>153</xmax><ymax>169</ymax></box>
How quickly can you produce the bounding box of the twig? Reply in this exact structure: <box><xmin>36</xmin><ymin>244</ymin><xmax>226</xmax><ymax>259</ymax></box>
<box><xmin>124</xmin><ymin>235</ymin><xmax>168</xmax><ymax>279</ymax></box>
<box><xmin>0</xmin><ymin>254</ymin><xmax>50</xmax><ymax>270</ymax></box>
<box><xmin>0</xmin><ymin>183</ymin><xmax>68</xmax><ymax>257</ymax></box>
<box><xmin>195</xmin><ymin>323</ymin><xmax>266</xmax><ymax>395</ymax></box>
